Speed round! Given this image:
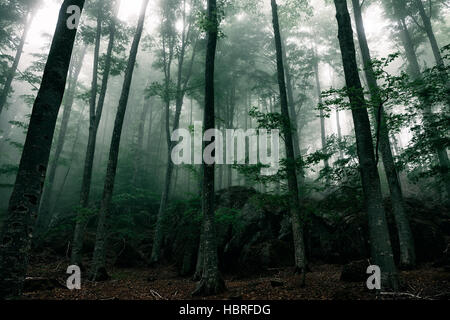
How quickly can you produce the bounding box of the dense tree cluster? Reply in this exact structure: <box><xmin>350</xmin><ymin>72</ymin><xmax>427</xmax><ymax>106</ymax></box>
<box><xmin>0</xmin><ymin>0</ymin><xmax>448</xmax><ymax>298</ymax></box>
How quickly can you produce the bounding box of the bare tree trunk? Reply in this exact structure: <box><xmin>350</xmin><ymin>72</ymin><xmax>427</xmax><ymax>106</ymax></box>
<box><xmin>0</xmin><ymin>0</ymin><xmax>85</xmax><ymax>299</ymax></box>
<box><xmin>0</xmin><ymin>7</ymin><xmax>36</xmax><ymax>117</ymax></box>
<box><xmin>281</xmin><ymin>32</ymin><xmax>305</xmax><ymax>189</ymax></box>
<box><xmin>89</xmin><ymin>0</ymin><xmax>149</xmax><ymax>281</ymax></box>
<box><xmin>145</xmin><ymin>98</ymin><xmax>154</xmax><ymax>179</ymax></box>
<box><xmin>413</xmin><ymin>0</ymin><xmax>450</xmax><ymax>197</ymax></box>
<box><xmin>271</xmin><ymin>0</ymin><xmax>307</xmax><ymax>285</ymax></box>
<box><xmin>132</xmin><ymin>100</ymin><xmax>150</xmax><ymax>187</ymax></box>
<box><xmin>336</xmin><ymin>109</ymin><xmax>344</xmax><ymax>159</ymax></box>
<box><xmin>151</xmin><ymin>1</ymin><xmax>198</xmax><ymax>264</ymax></box>
<box><xmin>312</xmin><ymin>47</ymin><xmax>330</xmax><ymax>171</ymax></box>
<box><xmin>352</xmin><ymin>0</ymin><xmax>415</xmax><ymax>268</ymax></box>
<box><xmin>334</xmin><ymin>0</ymin><xmax>398</xmax><ymax>290</ymax></box>
<box><xmin>393</xmin><ymin>0</ymin><xmax>450</xmax><ymax>198</ymax></box>
<box><xmin>192</xmin><ymin>0</ymin><xmax>226</xmax><ymax>296</ymax></box>
<box><xmin>71</xmin><ymin>0</ymin><xmax>120</xmax><ymax>266</ymax></box>
<box><xmin>36</xmin><ymin>45</ymin><xmax>87</xmax><ymax>239</ymax></box>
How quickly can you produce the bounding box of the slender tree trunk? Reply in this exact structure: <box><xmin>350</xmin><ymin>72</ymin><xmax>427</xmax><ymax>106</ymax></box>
<box><xmin>193</xmin><ymin>220</ymin><xmax>205</xmax><ymax>281</ymax></box>
<box><xmin>271</xmin><ymin>0</ymin><xmax>307</xmax><ymax>285</ymax></box>
<box><xmin>192</xmin><ymin>0</ymin><xmax>226</xmax><ymax>296</ymax></box>
<box><xmin>35</xmin><ymin>45</ymin><xmax>87</xmax><ymax>238</ymax></box>
<box><xmin>394</xmin><ymin>1</ymin><xmax>450</xmax><ymax>198</ymax></box>
<box><xmin>334</xmin><ymin>0</ymin><xmax>398</xmax><ymax>290</ymax></box>
<box><xmin>312</xmin><ymin>47</ymin><xmax>330</xmax><ymax>171</ymax></box>
<box><xmin>0</xmin><ymin>8</ymin><xmax>36</xmax><ymax>117</ymax></box>
<box><xmin>413</xmin><ymin>0</ymin><xmax>450</xmax><ymax>197</ymax></box>
<box><xmin>281</xmin><ymin>33</ymin><xmax>305</xmax><ymax>188</ymax></box>
<box><xmin>49</xmin><ymin>105</ymin><xmax>87</xmax><ymax>226</ymax></box>
<box><xmin>0</xmin><ymin>0</ymin><xmax>85</xmax><ymax>299</ymax></box>
<box><xmin>151</xmin><ymin>3</ymin><xmax>198</xmax><ymax>264</ymax></box>
<box><xmin>132</xmin><ymin>100</ymin><xmax>150</xmax><ymax>187</ymax></box>
<box><xmin>146</xmin><ymin>98</ymin><xmax>154</xmax><ymax>178</ymax></box>
<box><xmin>71</xmin><ymin>1</ymin><xmax>120</xmax><ymax>266</ymax></box>
<box><xmin>336</xmin><ymin>109</ymin><xmax>344</xmax><ymax>159</ymax></box>
<box><xmin>352</xmin><ymin>0</ymin><xmax>415</xmax><ymax>268</ymax></box>
<box><xmin>413</xmin><ymin>0</ymin><xmax>444</xmax><ymax>66</ymax></box>
<box><xmin>187</xmin><ymin>98</ymin><xmax>193</xmax><ymax>193</ymax></box>
<box><xmin>398</xmin><ymin>16</ymin><xmax>421</xmax><ymax>79</ymax></box>
<box><xmin>89</xmin><ymin>0</ymin><xmax>149</xmax><ymax>281</ymax></box>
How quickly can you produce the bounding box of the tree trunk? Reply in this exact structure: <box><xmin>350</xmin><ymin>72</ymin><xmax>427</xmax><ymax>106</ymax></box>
<box><xmin>151</xmin><ymin>2</ymin><xmax>197</xmax><ymax>264</ymax></box>
<box><xmin>413</xmin><ymin>0</ymin><xmax>450</xmax><ymax>197</ymax></box>
<box><xmin>35</xmin><ymin>45</ymin><xmax>87</xmax><ymax>239</ymax></box>
<box><xmin>334</xmin><ymin>0</ymin><xmax>399</xmax><ymax>290</ymax></box>
<box><xmin>0</xmin><ymin>7</ymin><xmax>36</xmax><ymax>117</ymax></box>
<box><xmin>192</xmin><ymin>0</ymin><xmax>226</xmax><ymax>296</ymax></box>
<box><xmin>146</xmin><ymin>98</ymin><xmax>154</xmax><ymax>179</ymax></box>
<box><xmin>413</xmin><ymin>0</ymin><xmax>444</xmax><ymax>66</ymax></box>
<box><xmin>336</xmin><ymin>109</ymin><xmax>344</xmax><ymax>159</ymax></box>
<box><xmin>281</xmin><ymin>31</ymin><xmax>305</xmax><ymax>189</ymax></box>
<box><xmin>312</xmin><ymin>47</ymin><xmax>330</xmax><ymax>171</ymax></box>
<box><xmin>132</xmin><ymin>100</ymin><xmax>150</xmax><ymax>187</ymax></box>
<box><xmin>271</xmin><ymin>0</ymin><xmax>307</xmax><ymax>285</ymax></box>
<box><xmin>89</xmin><ymin>0</ymin><xmax>149</xmax><ymax>281</ymax></box>
<box><xmin>394</xmin><ymin>1</ymin><xmax>450</xmax><ymax>198</ymax></box>
<box><xmin>352</xmin><ymin>0</ymin><xmax>416</xmax><ymax>268</ymax></box>
<box><xmin>0</xmin><ymin>0</ymin><xmax>85</xmax><ymax>299</ymax></box>
<box><xmin>71</xmin><ymin>0</ymin><xmax>120</xmax><ymax>267</ymax></box>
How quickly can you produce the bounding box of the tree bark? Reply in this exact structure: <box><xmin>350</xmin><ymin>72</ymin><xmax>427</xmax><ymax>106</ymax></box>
<box><xmin>393</xmin><ymin>0</ymin><xmax>450</xmax><ymax>198</ymax></box>
<box><xmin>35</xmin><ymin>45</ymin><xmax>87</xmax><ymax>239</ymax></box>
<box><xmin>0</xmin><ymin>7</ymin><xmax>36</xmax><ymax>117</ymax></box>
<box><xmin>334</xmin><ymin>0</ymin><xmax>399</xmax><ymax>290</ymax></box>
<box><xmin>151</xmin><ymin>2</ymin><xmax>198</xmax><ymax>264</ymax></box>
<box><xmin>413</xmin><ymin>0</ymin><xmax>450</xmax><ymax>197</ymax></box>
<box><xmin>89</xmin><ymin>0</ymin><xmax>149</xmax><ymax>281</ymax></box>
<box><xmin>352</xmin><ymin>0</ymin><xmax>416</xmax><ymax>268</ymax></box>
<box><xmin>132</xmin><ymin>99</ymin><xmax>150</xmax><ymax>187</ymax></box>
<box><xmin>192</xmin><ymin>0</ymin><xmax>226</xmax><ymax>296</ymax></box>
<box><xmin>312</xmin><ymin>46</ymin><xmax>330</xmax><ymax>171</ymax></box>
<box><xmin>271</xmin><ymin>0</ymin><xmax>307</xmax><ymax>285</ymax></box>
<box><xmin>0</xmin><ymin>0</ymin><xmax>85</xmax><ymax>299</ymax></box>
<box><xmin>71</xmin><ymin>0</ymin><xmax>120</xmax><ymax>266</ymax></box>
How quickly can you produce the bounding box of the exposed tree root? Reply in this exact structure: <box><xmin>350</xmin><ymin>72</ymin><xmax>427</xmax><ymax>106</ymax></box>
<box><xmin>192</xmin><ymin>275</ymin><xmax>226</xmax><ymax>297</ymax></box>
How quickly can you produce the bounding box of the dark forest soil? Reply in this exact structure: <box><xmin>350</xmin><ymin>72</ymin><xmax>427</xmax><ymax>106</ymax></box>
<box><xmin>22</xmin><ymin>256</ymin><xmax>450</xmax><ymax>300</ymax></box>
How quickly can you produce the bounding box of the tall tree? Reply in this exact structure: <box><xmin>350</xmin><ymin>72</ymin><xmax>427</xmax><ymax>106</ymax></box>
<box><xmin>150</xmin><ymin>0</ymin><xmax>199</xmax><ymax>264</ymax></box>
<box><xmin>386</xmin><ymin>0</ymin><xmax>450</xmax><ymax>198</ymax></box>
<box><xmin>412</xmin><ymin>0</ymin><xmax>450</xmax><ymax>197</ymax></box>
<box><xmin>333</xmin><ymin>0</ymin><xmax>399</xmax><ymax>290</ymax></box>
<box><xmin>71</xmin><ymin>0</ymin><xmax>121</xmax><ymax>266</ymax></box>
<box><xmin>0</xmin><ymin>0</ymin><xmax>86</xmax><ymax>299</ymax></box>
<box><xmin>89</xmin><ymin>0</ymin><xmax>150</xmax><ymax>281</ymax></box>
<box><xmin>192</xmin><ymin>0</ymin><xmax>226</xmax><ymax>296</ymax></box>
<box><xmin>0</xmin><ymin>2</ymin><xmax>37</xmax><ymax>117</ymax></box>
<box><xmin>271</xmin><ymin>0</ymin><xmax>307</xmax><ymax>285</ymax></box>
<box><xmin>312</xmin><ymin>44</ymin><xmax>330</xmax><ymax>171</ymax></box>
<box><xmin>351</xmin><ymin>0</ymin><xmax>416</xmax><ymax>268</ymax></box>
<box><xmin>35</xmin><ymin>44</ymin><xmax>88</xmax><ymax>239</ymax></box>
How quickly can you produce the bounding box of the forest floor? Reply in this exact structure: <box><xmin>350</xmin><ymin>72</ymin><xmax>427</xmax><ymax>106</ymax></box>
<box><xmin>22</xmin><ymin>255</ymin><xmax>450</xmax><ymax>300</ymax></box>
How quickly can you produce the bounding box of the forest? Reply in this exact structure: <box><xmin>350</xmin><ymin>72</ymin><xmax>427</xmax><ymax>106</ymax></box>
<box><xmin>0</xmin><ymin>0</ymin><xmax>449</xmax><ymax>301</ymax></box>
